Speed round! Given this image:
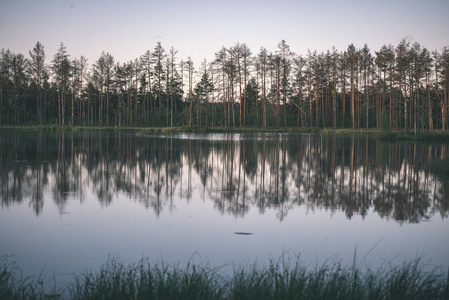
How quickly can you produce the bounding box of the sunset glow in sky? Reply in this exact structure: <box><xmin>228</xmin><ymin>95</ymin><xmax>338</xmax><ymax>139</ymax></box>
<box><xmin>1</xmin><ymin>0</ymin><xmax>448</xmax><ymax>69</ymax></box>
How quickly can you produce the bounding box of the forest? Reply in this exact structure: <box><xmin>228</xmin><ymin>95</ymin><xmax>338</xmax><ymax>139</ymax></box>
<box><xmin>1</xmin><ymin>39</ymin><xmax>449</xmax><ymax>133</ymax></box>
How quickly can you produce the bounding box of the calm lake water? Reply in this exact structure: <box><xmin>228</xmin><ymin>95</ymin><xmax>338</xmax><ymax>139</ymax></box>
<box><xmin>1</xmin><ymin>130</ymin><xmax>449</xmax><ymax>285</ymax></box>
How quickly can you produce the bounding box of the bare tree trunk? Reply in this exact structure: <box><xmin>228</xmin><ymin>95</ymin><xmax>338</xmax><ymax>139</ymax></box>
<box><xmin>58</xmin><ymin>86</ymin><xmax>61</xmax><ymax>126</ymax></box>
<box><xmin>231</xmin><ymin>72</ymin><xmax>235</xmax><ymax>127</ymax></box>
<box><xmin>106</xmin><ymin>77</ymin><xmax>109</xmax><ymax>126</ymax></box>
<box><xmin>236</xmin><ymin>50</ymin><xmax>242</xmax><ymax>127</ymax></box>
<box><xmin>404</xmin><ymin>81</ymin><xmax>409</xmax><ymax>135</ymax></box>
<box><xmin>315</xmin><ymin>80</ymin><xmax>320</xmax><ymax>129</ymax></box>
<box><xmin>0</xmin><ymin>76</ymin><xmax>3</xmax><ymax>126</ymax></box>
<box><xmin>135</xmin><ymin>65</ymin><xmax>139</xmax><ymax>127</ymax></box>
<box><xmin>276</xmin><ymin>59</ymin><xmax>280</xmax><ymax>127</ymax></box>
<box><xmin>333</xmin><ymin>63</ymin><xmax>337</xmax><ymax>129</ymax></box>
<box><xmin>262</xmin><ymin>64</ymin><xmax>267</xmax><ymax>128</ymax></box>
<box><xmin>71</xmin><ymin>88</ymin><xmax>74</xmax><ymax>125</ymax></box>
<box><xmin>427</xmin><ymin>72</ymin><xmax>432</xmax><ymax>131</ymax></box>
<box><xmin>243</xmin><ymin>56</ymin><xmax>248</xmax><ymax>127</ymax></box>
<box><xmin>210</xmin><ymin>64</ymin><xmax>214</xmax><ymax>127</ymax></box>
<box><xmin>308</xmin><ymin>72</ymin><xmax>312</xmax><ymax>127</ymax></box>
<box><xmin>222</xmin><ymin>67</ymin><xmax>227</xmax><ymax>127</ymax></box>
<box><xmin>351</xmin><ymin>61</ymin><xmax>355</xmax><ymax>130</ymax></box>
<box><xmin>389</xmin><ymin>61</ymin><xmax>393</xmax><ymax>128</ymax></box>
<box><xmin>365</xmin><ymin>67</ymin><xmax>369</xmax><ymax>128</ymax></box>
<box><xmin>443</xmin><ymin>73</ymin><xmax>447</xmax><ymax>130</ymax></box>
<box><xmin>342</xmin><ymin>71</ymin><xmax>346</xmax><ymax>128</ymax></box>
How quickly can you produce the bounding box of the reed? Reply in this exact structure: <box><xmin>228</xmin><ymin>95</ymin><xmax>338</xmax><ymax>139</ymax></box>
<box><xmin>1</xmin><ymin>255</ymin><xmax>448</xmax><ymax>300</ymax></box>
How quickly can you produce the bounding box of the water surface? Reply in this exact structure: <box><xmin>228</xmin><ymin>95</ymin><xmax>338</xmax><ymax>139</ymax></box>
<box><xmin>1</xmin><ymin>131</ymin><xmax>448</xmax><ymax>285</ymax></box>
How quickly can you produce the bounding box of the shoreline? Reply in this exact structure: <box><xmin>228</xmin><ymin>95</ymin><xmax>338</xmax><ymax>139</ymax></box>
<box><xmin>2</xmin><ymin>125</ymin><xmax>449</xmax><ymax>140</ymax></box>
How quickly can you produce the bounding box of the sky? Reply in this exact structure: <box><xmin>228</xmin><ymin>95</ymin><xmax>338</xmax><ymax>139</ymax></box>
<box><xmin>1</xmin><ymin>0</ymin><xmax>448</xmax><ymax>71</ymax></box>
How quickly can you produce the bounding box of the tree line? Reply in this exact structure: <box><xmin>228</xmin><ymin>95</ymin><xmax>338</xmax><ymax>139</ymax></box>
<box><xmin>1</xmin><ymin>39</ymin><xmax>449</xmax><ymax>133</ymax></box>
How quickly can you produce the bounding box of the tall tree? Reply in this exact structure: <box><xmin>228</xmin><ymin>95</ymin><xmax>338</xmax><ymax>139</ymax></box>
<box><xmin>360</xmin><ymin>44</ymin><xmax>373</xmax><ymax>128</ymax></box>
<box><xmin>194</xmin><ymin>59</ymin><xmax>213</xmax><ymax>126</ymax></box>
<box><xmin>257</xmin><ymin>47</ymin><xmax>269</xmax><ymax>128</ymax></box>
<box><xmin>376</xmin><ymin>44</ymin><xmax>395</xmax><ymax>128</ymax></box>
<box><xmin>52</xmin><ymin>42</ymin><xmax>70</xmax><ymax>126</ymax></box>
<box><xmin>339</xmin><ymin>50</ymin><xmax>347</xmax><ymax>128</ymax></box>
<box><xmin>70</xmin><ymin>58</ymin><xmax>80</xmax><ymax>125</ymax></box>
<box><xmin>93</xmin><ymin>52</ymin><xmax>114</xmax><ymax>125</ymax></box>
<box><xmin>277</xmin><ymin>40</ymin><xmax>292</xmax><ymax>127</ymax></box>
<box><xmin>152</xmin><ymin>42</ymin><xmax>166</xmax><ymax>121</ymax></box>
<box><xmin>92</xmin><ymin>54</ymin><xmax>105</xmax><ymax>124</ymax></box>
<box><xmin>169</xmin><ymin>47</ymin><xmax>178</xmax><ymax>127</ymax></box>
<box><xmin>105</xmin><ymin>53</ymin><xmax>115</xmax><ymax>126</ymax></box>
<box><xmin>78</xmin><ymin>56</ymin><xmax>88</xmax><ymax>125</ymax></box>
<box><xmin>331</xmin><ymin>47</ymin><xmax>339</xmax><ymax>129</ymax></box>
<box><xmin>395</xmin><ymin>39</ymin><xmax>410</xmax><ymax>134</ymax></box>
<box><xmin>28</xmin><ymin>41</ymin><xmax>46</xmax><ymax>125</ymax></box>
<box><xmin>346</xmin><ymin>44</ymin><xmax>358</xmax><ymax>130</ymax></box>
<box><xmin>230</xmin><ymin>43</ymin><xmax>243</xmax><ymax>127</ymax></box>
<box><xmin>215</xmin><ymin>47</ymin><xmax>229</xmax><ymax>127</ymax></box>
<box><xmin>185</xmin><ymin>57</ymin><xmax>194</xmax><ymax>126</ymax></box>
<box><xmin>438</xmin><ymin>47</ymin><xmax>449</xmax><ymax>130</ymax></box>
<box><xmin>241</xmin><ymin>43</ymin><xmax>252</xmax><ymax>127</ymax></box>
<box><xmin>165</xmin><ymin>57</ymin><xmax>171</xmax><ymax>126</ymax></box>
<box><xmin>141</xmin><ymin>50</ymin><xmax>153</xmax><ymax>124</ymax></box>
<box><xmin>410</xmin><ymin>43</ymin><xmax>430</xmax><ymax>134</ymax></box>
<box><xmin>0</xmin><ymin>49</ymin><xmax>12</xmax><ymax>125</ymax></box>
<box><xmin>226</xmin><ymin>49</ymin><xmax>237</xmax><ymax>127</ymax></box>
<box><xmin>114</xmin><ymin>62</ymin><xmax>126</xmax><ymax>126</ymax></box>
<box><xmin>270</xmin><ymin>53</ymin><xmax>281</xmax><ymax>127</ymax></box>
<box><xmin>292</xmin><ymin>55</ymin><xmax>306</xmax><ymax>126</ymax></box>
<box><xmin>133</xmin><ymin>58</ymin><xmax>140</xmax><ymax>125</ymax></box>
<box><xmin>11</xmin><ymin>53</ymin><xmax>28</xmax><ymax>125</ymax></box>
<box><xmin>306</xmin><ymin>50</ymin><xmax>315</xmax><ymax>127</ymax></box>
<box><xmin>423</xmin><ymin>49</ymin><xmax>433</xmax><ymax>132</ymax></box>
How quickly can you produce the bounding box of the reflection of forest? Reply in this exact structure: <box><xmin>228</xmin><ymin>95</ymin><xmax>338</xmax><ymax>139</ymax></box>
<box><xmin>1</xmin><ymin>131</ymin><xmax>448</xmax><ymax>223</ymax></box>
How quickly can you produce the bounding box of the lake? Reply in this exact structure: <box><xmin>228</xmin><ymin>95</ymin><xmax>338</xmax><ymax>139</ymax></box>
<box><xmin>1</xmin><ymin>130</ymin><xmax>448</xmax><ymax>287</ymax></box>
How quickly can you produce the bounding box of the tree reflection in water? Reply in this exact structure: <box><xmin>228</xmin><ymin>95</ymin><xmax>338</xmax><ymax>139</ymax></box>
<box><xmin>1</xmin><ymin>131</ymin><xmax>448</xmax><ymax>223</ymax></box>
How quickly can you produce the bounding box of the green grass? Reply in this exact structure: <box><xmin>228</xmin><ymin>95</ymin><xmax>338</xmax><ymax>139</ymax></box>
<box><xmin>1</xmin><ymin>255</ymin><xmax>448</xmax><ymax>300</ymax></box>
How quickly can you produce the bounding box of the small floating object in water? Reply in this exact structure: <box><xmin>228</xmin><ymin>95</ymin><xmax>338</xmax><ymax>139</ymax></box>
<box><xmin>234</xmin><ymin>232</ymin><xmax>253</xmax><ymax>235</ymax></box>
<box><xmin>44</xmin><ymin>294</ymin><xmax>61</xmax><ymax>299</ymax></box>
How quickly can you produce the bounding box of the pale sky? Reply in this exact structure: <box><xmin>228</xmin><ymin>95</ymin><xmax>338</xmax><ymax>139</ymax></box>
<box><xmin>1</xmin><ymin>0</ymin><xmax>448</xmax><ymax>70</ymax></box>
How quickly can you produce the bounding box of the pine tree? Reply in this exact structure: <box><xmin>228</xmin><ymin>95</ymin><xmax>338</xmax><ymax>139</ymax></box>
<box><xmin>11</xmin><ymin>53</ymin><xmax>28</xmax><ymax>125</ymax></box>
<box><xmin>152</xmin><ymin>42</ymin><xmax>166</xmax><ymax>121</ymax></box>
<box><xmin>52</xmin><ymin>43</ymin><xmax>70</xmax><ymax>126</ymax></box>
<box><xmin>29</xmin><ymin>41</ymin><xmax>46</xmax><ymax>125</ymax></box>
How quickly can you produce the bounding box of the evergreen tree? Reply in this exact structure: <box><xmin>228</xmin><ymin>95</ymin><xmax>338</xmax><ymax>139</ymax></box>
<box><xmin>11</xmin><ymin>53</ymin><xmax>28</xmax><ymax>125</ymax></box>
<box><xmin>194</xmin><ymin>60</ymin><xmax>213</xmax><ymax>126</ymax></box>
<box><xmin>52</xmin><ymin>43</ymin><xmax>70</xmax><ymax>126</ymax></box>
<box><xmin>28</xmin><ymin>41</ymin><xmax>46</xmax><ymax>125</ymax></box>
<box><xmin>152</xmin><ymin>42</ymin><xmax>166</xmax><ymax>121</ymax></box>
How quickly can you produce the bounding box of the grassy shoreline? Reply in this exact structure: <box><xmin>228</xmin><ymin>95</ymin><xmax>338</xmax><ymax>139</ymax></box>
<box><xmin>2</xmin><ymin>125</ymin><xmax>449</xmax><ymax>139</ymax></box>
<box><xmin>1</xmin><ymin>255</ymin><xmax>448</xmax><ymax>300</ymax></box>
